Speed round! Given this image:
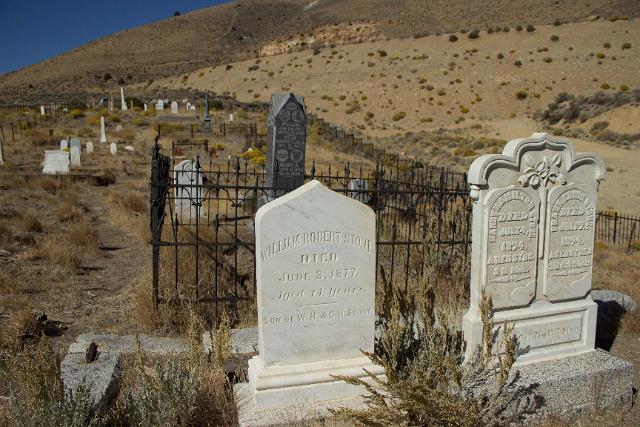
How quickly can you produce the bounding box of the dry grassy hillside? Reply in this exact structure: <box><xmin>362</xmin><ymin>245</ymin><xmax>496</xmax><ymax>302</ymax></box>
<box><xmin>149</xmin><ymin>19</ymin><xmax>639</xmax><ymax>136</ymax></box>
<box><xmin>1</xmin><ymin>0</ymin><xmax>638</xmax><ymax>103</ymax></box>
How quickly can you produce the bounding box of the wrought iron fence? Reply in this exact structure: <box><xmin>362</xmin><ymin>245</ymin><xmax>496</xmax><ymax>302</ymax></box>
<box><xmin>595</xmin><ymin>211</ymin><xmax>640</xmax><ymax>250</ymax></box>
<box><xmin>149</xmin><ymin>139</ymin><xmax>472</xmax><ymax>321</ymax></box>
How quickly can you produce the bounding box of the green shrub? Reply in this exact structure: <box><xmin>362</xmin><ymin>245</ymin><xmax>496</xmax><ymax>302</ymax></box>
<box><xmin>526</xmin><ymin>24</ymin><xmax>535</xmax><ymax>32</ymax></box>
<box><xmin>550</xmin><ymin>35</ymin><xmax>559</xmax><ymax>42</ymax></box>
<box><xmin>449</xmin><ymin>34</ymin><xmax>458</xmax><ymax>42</ymax></box>
<box><xmin>497</xmin><ymin>53</ymin><xmax>504</xmax><ymax>59</ymax></box>
<box><xmin>377</xmin><ymin>49</ymin><xmax>388</xmax><ymax>57</ymax></box>
<box><xmin>68</xmin><ymin>109</ymin><xmax>84</xmax><ymax>119</ymax></box>
<box><xmin>543</xmin><ymin>57</ymin><xmax>553</xmax><ymax>63</ymax></box>
<box><xmin>603</xmin><ymin>42</ymin><xmax>611</xmax><ymax>49</ymax></box>
<box><xmin>622</xmin><ymin>42</ymin><xmax>631</xmax><ymax>49</ymax></box>
<box><xmin>515</xmin><ymin>90</ymin><xmax>528</xmax><ymax>100</ymax></box>
<box><xmin>468</xmin><ymin>30</ymin><xmax>480</xmax><ymax>39</ymax></box>
<box><xmin>600</xmin><ymin>83</ymin><xmax>611</xmax><ymax>90</ymax></box>
<box><xmin>620</xmin><ymin>84</ymin><xmax>629</xmax><ymax>92</ymax></box>
<box><xmin>392</xmin><ymin>111</ymin><xmax>406</xmax><ymax>121</ymax></box>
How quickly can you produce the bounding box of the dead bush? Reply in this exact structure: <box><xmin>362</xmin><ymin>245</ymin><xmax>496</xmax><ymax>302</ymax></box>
<box><xmin>20</xmin><ymin>209</ymin><xmax>43</xmax><ymax>233</ymax></box>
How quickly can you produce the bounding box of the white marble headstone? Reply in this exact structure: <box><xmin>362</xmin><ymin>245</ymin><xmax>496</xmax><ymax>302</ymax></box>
<box><xmin>248</xmin><ymin>180</ymin><xmax>383</xmax><ymax>408</ymax></box>
<box><xmin>463</xmin><ymin>133</ymin><xmax>605</xmax><ymax>365</ymax></box>
<box><xmin>348</xmin><ymin>179</ymin><xmax>370</xmax><ymax>204</ymax></box>
<box><xmin>70</xmin><ymin>138</ymin><xmax>81</xmax><ymax>152</ymax></box>
<box><xmin>110</xmin><ymin>142</ymin><xmax>117</xmax><ymax>155</ymax></box>
<box><xmin>70</xmin><ymin>146</ymin><xmax>81</xmax><ymax>167</ymax></box>
<box><xmin>120</xmin><ymin>86</ymin><xmax>128</xmax><ymax>111</ymax></box>
<box><xmin>171</xmin><ymin>101</ymin><xmax>179</xmax><ymax>114</ymax></box>
<box><xmin>174</xmin><ymin>160</ymin><xmax>203</xmax><ymax>220</ymax></box>
<box><xmin>229</xmin><ymin>113</ymin><xmax>234</xmax><ymax>121</ymax></box>
<box><xmin>60</xmin><ymin>139</ymin><xmax>69</xmax><ymax>150</ymax></box>
<box><xmin>156</xmin><ymin>100</ymin><xmax>164</xmax><ymax>110</ymax></box>
<box><xmin>42</xmin><ymin>150</ymin><xmax>70</xmax><ymax>175</ymax></box>
<box><xmin>40</xmin><ymin>105</ymin><xmax>45</xmax><ymax>115</ymax></box>
<box><xmin>100</xmin><ymin>116</ymin><xmax>107</xmax><ymax>143</ymax></box>
<box><xmin>86</xmin><ymin>141</ymin><xmax>94</xmax><ymax>154</ymax></box>
<box><xmin>144</xmin><ymin>103</ymin><xmax>148</xmax><ymax>111</ymax></box>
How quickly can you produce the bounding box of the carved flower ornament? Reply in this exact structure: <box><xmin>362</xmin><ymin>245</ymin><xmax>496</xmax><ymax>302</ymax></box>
<box><xmin>518</xmin><ymin>154</ymin><xmax>567</xmax><ymax>189</ymax></box>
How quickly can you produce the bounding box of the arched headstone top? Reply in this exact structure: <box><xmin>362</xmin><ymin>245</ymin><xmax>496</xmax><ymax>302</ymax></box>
<box><xmin>468</xmin><ymin>133</ymin><xmax>605</xmax><ymax>199</ymax></box>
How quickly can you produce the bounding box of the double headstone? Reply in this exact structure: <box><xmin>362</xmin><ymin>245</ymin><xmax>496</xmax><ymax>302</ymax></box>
<box><xmin>265</xmin><ymin>93</ymin><xmax>307</xmax><ymax>197</ymax></box>
<box><xmin>463</xmin><ymin>133</ymin><xmax>604</xmax><ymax>364</ymax></box>
<box><xmin>43</xmin><ymin>150</ymin><xmax>70</xmax><ymax>175</ymax></box>
<box><xmin>247</xmin><ymin>180</ymin><xmax>383</xmax><ymax>410</ymax></box>
<box><xmin>174</xmin><ymin>159</ymin><xmax>204</xmax><ymax>220</ymax></box>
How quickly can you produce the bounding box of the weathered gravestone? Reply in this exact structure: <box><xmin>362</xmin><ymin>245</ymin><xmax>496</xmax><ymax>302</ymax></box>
<box><xmin>60</xmin><ymin>139</ymin><xmax>69</xmax><ymax>150</ymax></box>
<box><xmin>110</xmin><ymin>143</ymin><xmax>117</xmax><ymax>155</ymax></box>
<box><xmin>42</xmin><ymin>150</ymin><xmax>69</xmax><ymax>175</ymax></box>
<box><xmin>171</xmin><ymin>101</ymin><xmax>179</xmax><ymax>114</ymax></box>
<box><xmin>462</xmin><ymin>132</ymin><xmax>634</xmax><ymax>419</ymax></box>
<box><xmin>86</xmin><ymin>141</ymin><xmax>94</xmax><ymax>154</ymax></box>
<box><xmin>120</xmin><ymin>86</ymin><xmax>128</xmax><ymax>111</ymax></box>
<box><xmin>70</xmin><ymin>146</ymin><xmax>81</xmax><ymax>167</ymax></box>
<box><xmin>70</xmin><ymin>138</ymin><xmax>81</xmax><ymax>152</ymax></box>
<box><xmin>40</xmin><ymin>105</ymin><xmax>46</xmax><ymax>116</ymax></box>
<box><xmin>174</xmin><ymin>160</ymin><xmax>204</xmax><ymax>220</ymax></box>
<box><xmin>100</xmin><ymin>116</ymin><xmax>107</xmax><ymax>143</ymax></box>
<box><xmin>243</xmin><ymin>180</ymin><xmax>383</xmax><ymax>414</ymax></box>
<box><xmin>156</xmin><ymin>100</ymin><xmax>164</xmax><ymax>111</ymax></box>
<box><xmin>265</xmin><ymin>93</ymin><xmax>307</xmax><ymax>196</ymax></box>
<box><xmin>463</xmin><ymin>133</ymin><xmax>605</xmax><ymax>364</ymax></box>
<box><xmin>143</xmin><ymin>103</ymin><xmax>148</xmax><ymax>112</ymax></box>
<box><xmin>348</xmin><ymin>179</ymin><xmax>370</xmax><ymax>204</ymax></box>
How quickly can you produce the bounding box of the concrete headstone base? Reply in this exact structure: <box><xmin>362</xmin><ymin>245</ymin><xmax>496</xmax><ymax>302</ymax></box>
<box><xmin>247</xmin><ymin>355</ymin><xmax>384</xmax><ymax>409</ymax></box>
<box><xmin>234</xmin><ymin>382</ymin><xmax>371</xmax><ymax>427</ymax></box>
<box><xmin>510</xmin><ymin>349</ymin><xmax>633</xmax><ymax>423</ymax></box>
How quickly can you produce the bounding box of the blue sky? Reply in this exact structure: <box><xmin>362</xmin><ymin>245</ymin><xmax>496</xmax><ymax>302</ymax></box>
<box><xmin>0</xmin><ymin>0</ymin><xmax>228</xmax><ymax>75</ymax></box>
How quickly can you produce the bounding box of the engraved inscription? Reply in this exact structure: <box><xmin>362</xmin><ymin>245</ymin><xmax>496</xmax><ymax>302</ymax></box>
<box><xmin>485</xmin><ymin>188</ymin><xmax>539</xmax><ymax>308</ymax></box>
<box><xmin>544</xmin><ymin>185</ymin><xmax>596</xmax><ymax>300</ymax></box>
<box><xmin>512</xmin><ymin>313</ymin><xmax>583</xmax><ymax>350</ymax></box>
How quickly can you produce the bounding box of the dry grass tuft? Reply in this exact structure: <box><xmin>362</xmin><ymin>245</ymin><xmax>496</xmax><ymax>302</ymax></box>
<box><xmin>0</xmin><ymin>339</ymin><xmax>100</xmax><ymax>426</ymax></box>
<box><xmin>20</xmin><ymin>209</ymin><xmax>43</xmax><ymax>233</ymax></box>
<box><xmin>112</xmin><ymin>311</ymin><xmax>236</xmax><ymax>426</ymax></box>
<box><xmin>121</xmin><ymin>192</ymin><xmax>148</xmax><ymax>214</ymax></box>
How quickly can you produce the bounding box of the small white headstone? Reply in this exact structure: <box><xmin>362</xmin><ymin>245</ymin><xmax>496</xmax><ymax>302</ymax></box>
<box><xmin>70</xmin><ymin>146</ymin><xmax>81</xmax><ymax>167</ymax></box>
<box><xmin>190</xmin><ymin>105</ymin><xmax>196</xmax><ymax>111</ymax></box>
<box><xmin>60</xmin><ymin>139</ymin><xmax>69</xmax><ymax>150</ymax></box>
<box><xmin>463</xmin><ymin>133</ymin><xmax>605</xmax><ymax>365</ymax></box>
<box><xmin>348</xmin><ymin>179</ymin><xmax>370</xmax><ymax>203</ymax></box>
<box><xmin>42</xmin><ymin>150</ymin><xmax>70</xmax><ymax>175</ymax></box>
<box><xmin>229</xmin><ymin>113</ymin><xmax>234</xmax><ymax>121</ymax></box>
<box><xmin>174</xmin><ymin>160</ymin><xmax>203</xmax><ymax>219</ymax></box>
<box><xmin>86</xmin><ymin>141</ymin><xmax>94</xmax><ymax>154</ymax></box>
<box><xmin>70</xmin><ymin>138</ymin><xmax>81</xmax><ymax>152</ymax></box>
<box><xmin>171</xmin><ymin>101</ymin><xmax>179</xmax><ymax>114</ymax></box>
<box><xmin>110</xmin><ymin>143</ymin><xmax>117</xmax><ymax>155</ymax></box>
<box><xmin>156</xmin><ymin>100</ymin><xmax>164</xmax><ymax>110</ymax></box>
<box><xmin>116</xmin><ymin>124</ymin><xmax>123</xmax><ymax>132</ymax></box>
<box><xmin>248</xmin><ymin>180</ymin><xmax>383</xmax><ymax>408</ymax></box>
<box><xmin>40</xmin><ymin>105</ymin><xmax>45</xmax><ymax>116</ymax></box>
<box><xmin>100</xmin><ymin>116</ymin><xmax>107</xmax><ymax>143</ymax></box>
<box><xmin>120</xmin><ymin>86</ymin><xmax>128</xmax><ymax>111</ymax></box>
<box><xmin>186</xmin><ymin>102</ymin><xmax>191</xmax><ymax>111</ymax></box>
<box><xmin>144</xmin><ymin>103</ymin><xmax>148</xmax><ymax>111</ymax></box>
